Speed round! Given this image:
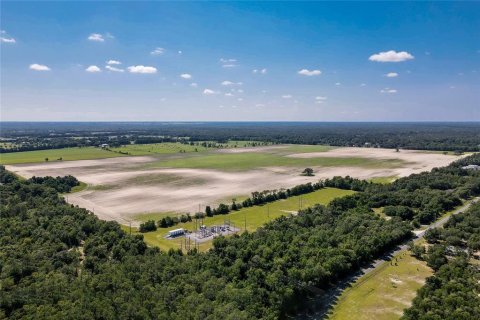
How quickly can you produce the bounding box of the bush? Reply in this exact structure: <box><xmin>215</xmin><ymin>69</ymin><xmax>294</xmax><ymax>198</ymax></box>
<box><xmin>139</xmin><ymin>220</ymin><xmax>157</xmax><ymax>233</ymax></box>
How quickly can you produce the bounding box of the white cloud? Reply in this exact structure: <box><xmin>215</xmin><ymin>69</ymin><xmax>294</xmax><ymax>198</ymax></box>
<box><xmin>29</xmin><ymin>64</ymin><xmax>50</xmax><ymax>71</ymax></box>
<box><xmin>237</xmin><ymin>98</ymin><xmax>243</xmax><ymax>102</ymax></box>
<box><xmin>221</xmin><ymin>80</ymin><xmax>242</xmax><ymax>86</ymax></box>
<box><xmin>85</xmin><ymin>65</ymin><xmax>101</xmax><ymax>73</ymax></box>
<box><xmin>220</xmin><ymin>58</ymin><xmax>237</xmax><ymax>68</ymax></box>
<box><xmin>255</xmin><ymin>103</ymin><xmax>265</xmax><ymax>107</ymax></box>
<box><xmin>1</xmin><ymin>31</ymin><xmax>16</xmax><ymax>43</ymax></box>
<box><xmin>190</xmin><ymin>82</ymin><xmax>198</xmax><ymax>87</ymax></box>
<box><xmin>203</xmin><ymin>89</ymin><xmax>218</xmax><ymax>95</ymax></box>
<box><xmin>236</xmin><ymin>89</ymin><xmax>244</xmax><ymax>93</ymax></box>
<box><xmin>88</xmin><ymin>33</ymin><xmax>105</xmax><ymax>42</ymax></box>
<box><xmin>107</xmin><ymin>60</ymin><xmax>121</xmax><ymax>65</ymax></box>
<box><xmin>385</xmin><ymin>72</ymin><xmax>399</xmax><ymax>78</ymax></box>
<box><xmin>180</xmin><ymin>73</ymin><xmax>192</xmax><ymax>79</ymax></box>
<box><xmin>127</xmin><ymin>65</ymin><xmax>157</xmax><ymax>74</ymax></box>
<box><xmin>225</xmin><ymin>93</ymin><xmax>234</xmax><ymax>97</ymax></box>
<box><xmin>220</xmin><ymin>58</ymin><xmax>236</xmax><ymax>63</ymax></box>
<box><xmin>369</xmin><ymin>50</ymin><xmax>414</xmax><ymax>62</ymax></box>
<box><xmin>253</xmin><ymin>68</ymin><xmax>267</xmax><ymax>74</ymax></box>
<box><xmin>105</xmin><ymin>65</ymin><xmax>124</xmax><ymax>72</ymax></box>
<box><xmin>298</xmin><ymin>69</ymin><xmax>322</xmax><ymax>76</ymax></box>
<box><xmin>150</xmin><ymin>47</ymin><xmax>165</xmax><ymax>55</ymax></box>
<box><xmin>335</xmin><ymin>82</ymin><xmax>341</xmax><ymax>86</ymax></box>
<box><xmin>282</xmin><ymin>94</ymin><xmax>292</xmax><ymax>99</ymax></box>
<box><xmin>380</xmin><ymin>88</ymin><xmax>398</xmax><ymax>94</ymax></box>
<box><xmin>315</xmin><ymin>96</ymin><xmax>327</xmax><ymax>100</ymax></box>
<box><xmin>360</xmin><ymin>83</ymin><xmax>367</xmax><ymax>87</ymax></box>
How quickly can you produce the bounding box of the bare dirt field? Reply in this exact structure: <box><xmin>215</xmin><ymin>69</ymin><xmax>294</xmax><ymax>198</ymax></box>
<box><xmin>6</xmin><ymin>146</ymin><xmax>463</xmax><ymax>225</ymax></box>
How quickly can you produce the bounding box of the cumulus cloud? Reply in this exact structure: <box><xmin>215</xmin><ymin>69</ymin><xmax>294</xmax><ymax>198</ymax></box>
<box><xmin>298</xmin><ymin>69</ymin><xmax>322</xmax><ymax>76</ymax></box>
<box><xmin>180</xmin><ymin>73</ymin><xmax>192</xmax><ymax>79</ymax></box>
<box><xmin>127</xmin><ymin>65</ymin><xmax>157</xmax><ymax>74</ymax></box>
<box><xmin>88</xmin><ymin>33</ymin><xmax>105</xmax><ymax>42</ymax></box>
<box><xmin>203</xmin><ymin>89</ymin><xmax>218</xmax><ymax>95</ymax></box>
<box><xmin>85</xmin><ymin>65</ymin><xmax>101</xmax><ymax>73</ymax></box>
<box><xmin>369</xmin><ymin>50</ymin><xmax>414</xmax><ymax>62</ymax></box>
<box><xmin>380</xmin><ymin>88</ymin><xmax>398</xmax><ymax>94</ymax></box>
<box><xmin>150</xmin><ymin>47</ymin><xmax>165</xmax><ymax>55</ymax></box>
<box><xmin>225</xmin><ymin>93</ymin><xmax>234</xmax><ymax>97</ymax></box>
<box><xmin>107</xmin><ymin>60</ymin><xmax>121</xmax><ymax>65</ymax></box>
<box><xmin>29</xmin><ymin>64</ymin><xmax>50</xmax><ymax>71</ymax></box>
<box><xmin>105</xmin><ymin>65</ymin><xmax>124</xmax><ymax>72</ymax></box>
<box><xmin>1</xmin><ymin>30</ymin><xmax>16</xmax><ymax>43</ymax></box>
<box><xmin>335</xmin><ymin>82</ymin><xmax>341</xmax><ymax>86</ymax></box>
<box><xmin>385</xmin><ymin>72</ymin><xmax>399</xmax><ymax>78</ymax></box>
<box><xmin>253</xmin><ymin>68</ymin><xmax>267</xmax><ymax>74</ymax></box>
<box><xmin>190</xmin><ymin>82</ymin><xmax>198</xmax><ymax>87</ymax></box>
<box><xmin>282</xmin><ymin>94</ymin><xmax>292</xmax><ymax>99</ymax></box>
<box><xmin>315</xmin><ymin>96</ymin><xmax>327</xmax><ymax>100</ymax></box>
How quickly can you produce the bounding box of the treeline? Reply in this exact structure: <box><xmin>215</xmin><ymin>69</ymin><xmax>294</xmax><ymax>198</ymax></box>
<box><xmin>2</xmin><ymin>122</ymin><xmax>480</xmax><ymax>152</ymax></box>
<box><xmin>152</xmin><ymin>178</ymin><xmax>367</xmax><ymax>229</ymax></box>
<box><xmin>402</xmin><ymin>203</ymin><xmax>480</xmax><ymax>319</ymax></box>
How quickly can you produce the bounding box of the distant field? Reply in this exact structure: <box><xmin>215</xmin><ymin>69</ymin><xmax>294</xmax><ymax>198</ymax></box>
<box><xmin>329</xmin><ymin>247</ymin><xmax>432</xmax><ymax>320</ymax></box>
<box><xmin>126</xmin><ymin>187</ymin><xmax>355</xmax><ymax>252</ymax></box>
<box><xmin>149</xmin><ymin>152</ymin><xmax>407</xmax><ymax>171</ymax></box>
<box><xmin>0</xmin><ymin>147</ymin><xmax>123</xmax><ymax>165</ymax></box>
<box><xmin>110</xmin><ymin>142</ymin><xmax>209</xmax><ymax>155</ymax></box>
<box><xmin>109</xmin><ymin>141</ymin><xmax>272</xmax><ymax>156</ymax></box>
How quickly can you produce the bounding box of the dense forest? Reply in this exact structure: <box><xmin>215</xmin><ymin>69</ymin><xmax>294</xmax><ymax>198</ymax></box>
<box><xmin>402</xmin><ymin>203</ymin><xmax>480</xmax><ymax>320</ymax></box>
<box><xmin>1</xmin><ymin>153</ymin><xmax>480</xmax><ymax>319</ymax></box>
<box><xmin>1</xmin><ymin>122</ymin><xmax>479</xmax><ymax>152</ymax></box>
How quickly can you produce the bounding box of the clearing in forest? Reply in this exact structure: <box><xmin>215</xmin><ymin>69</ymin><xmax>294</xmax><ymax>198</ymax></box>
<box><xmin>4</xmin><ymin>143</ymin><xmax>463</xmax><ymax>225</ymax></box>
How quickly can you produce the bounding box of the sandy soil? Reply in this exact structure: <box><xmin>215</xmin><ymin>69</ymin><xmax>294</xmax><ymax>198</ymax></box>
<box><xmin>6</xmin><ymin>147</ymin><xmax>464</xmax><ymax>225</ymax></box>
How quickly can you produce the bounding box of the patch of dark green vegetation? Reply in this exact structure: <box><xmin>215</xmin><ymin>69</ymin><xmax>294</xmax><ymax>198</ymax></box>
<box><xmin>0</xmin><ymin>153</ymin><xmax>479</xmax><ymax>319</ymax></box>
<box><xmin>402</xmin><ymin>202</ymin><xmax>480</xmax><ymax>320</ymax></box>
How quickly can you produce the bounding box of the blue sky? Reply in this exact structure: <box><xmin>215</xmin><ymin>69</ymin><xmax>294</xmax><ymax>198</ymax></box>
<box><xmin>1</xmin><ymin>1</ymin><xmax>479</xmax><ymax>121</ymax></box>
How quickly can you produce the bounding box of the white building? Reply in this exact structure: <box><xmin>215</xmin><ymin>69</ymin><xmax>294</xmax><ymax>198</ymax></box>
<box><xmin>168</xmin><ymin>228</ymin><xmax>185</xmax><ymax>237</ymax></box>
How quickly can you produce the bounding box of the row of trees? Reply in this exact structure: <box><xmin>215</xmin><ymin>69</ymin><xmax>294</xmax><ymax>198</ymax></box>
<box><xmin>151</xmin><ymin>178</ymin><xmax>367</xmax><ymax>229</ymax></box>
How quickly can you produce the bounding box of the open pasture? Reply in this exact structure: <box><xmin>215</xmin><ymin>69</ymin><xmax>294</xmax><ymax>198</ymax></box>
<box><xmin>4</xmin><ymin>144</ymin><xmax>463</xmax><ymax>225</ymax></box>
<box><xmin>329</xmin><ymin>247</ymin><xmax>432</xmax><ymax>320</ymax></box>
<box><xmin>0</xmin><ymin>146</ymin><xmax>123</xmax><ymax>165</ymax></box>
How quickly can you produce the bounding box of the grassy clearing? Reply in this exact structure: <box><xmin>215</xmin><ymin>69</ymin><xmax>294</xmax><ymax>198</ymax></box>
<box><xmin>109</xmin><ymin>141</ymin><xmax>272</xmax><ymax>156</ymax></box>
<box><xmin>110</xmin><ymin>142</ymin><xmax>210</xmax><ymax>156</ymax></box>
<box><xmin>329</xmin><ymin>248</ymin><xmax>432</xmax><ymax>320</ymax></box>
<box><xmin>70</xmin><ymin>181</ymin><xmax>88</xmax><ymax>193</ymax></box>
<box><xmin>148</xmin><ymin>152</ymin><xmax>408</xmax><ymax>171</ymax></box>
<box><xmin>0</xmin><ymin>147</ymin><xmax>123</xmax><ymax>165</ymax></box>
<box><xmin>125</xmin><ymin>187</ymin><xmax>355</xmax><ymax>252</ymax></box>
<box><xmin>369</xmin><ymin>176</ymin><xmax>397</xmax><ymax>184</ymax></box>
<box><xmin>275</xmin><ymin>144</ymin><xmax>336</xmax><ymax>153</ymax></box>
